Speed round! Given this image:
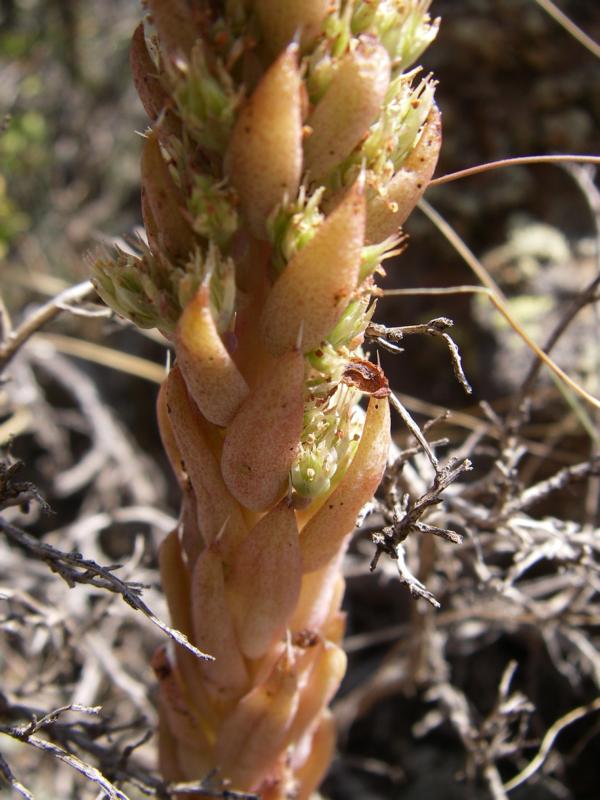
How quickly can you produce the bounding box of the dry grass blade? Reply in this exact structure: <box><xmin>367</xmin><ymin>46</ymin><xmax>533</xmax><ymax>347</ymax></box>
<box><xmin>430</xmin><ymin>154</ymin><xmax>600</xmax><ymax>187</ymax></box>
<box><xmin>411</xmin><ymin>201</ymin><xmax>600</xmax><ymax>411</ymax></box>
<box><xmin>533</xmin><ymin>0</ymin><xmax>600</xmax><ymax>59</ymax></box>
<box><xmin>35</xmin><ymin>332</ymin><xmax>167</xmax><ymax>384</ymax></box>
<box><xmin>504</xmin><ymin>697</ymin><xmax>600</xmax><ymax>792</ymax></box>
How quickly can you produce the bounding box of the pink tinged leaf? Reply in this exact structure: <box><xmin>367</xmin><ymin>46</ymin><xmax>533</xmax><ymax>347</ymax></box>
<box><xmin>326</xmin><ymin>574</ymin><xmax>346</xmax><ymax>620</ymax></box>
<box><xmin>250</xmin><ymin>640</ymin><xmax>287</xmax><ymax>688</ymax></box>
<box><xmin>254</xmin><ymin>0</ymin><xmax>332</xmax><ymax>55</ymax></box>
<box><xmin>300</xmin><ymin>396</ymin><xmax>391</xmax><ymax>573</ymax></box>
<box><xmin>322</xmin><ymin>609</ymin><xmax>347</xmax><ymax>645</ymax></box>
<box><xmin>131</xmin><ymin>25</ymin><xmax>180</xmax><ymax>144</ymax></box>
<box><xmin>226</xmin><ymin>43</ymin><xmax>303</xmax><ymax>239</ymax></box>
<box><xmin>158</xmin><ymin>707</ymin><xmax>186</xmax><ymax>782</ymax></box>
<box><xmin>221</xmin><ymin>351</ymin><xmax>305</xmax><ymax>510</ymax></box>
<box><xmin>225</xmin><ymin>236</ymin><xmax>275</xmax><ymax>390</ymax></box>
<box><xmin>164</xmin><ymin>367</ymin><xmax>247</xmax><ymax>559</ymax></box>
<box><xmin>130</xmin><ymin>24</ymin><xmax>169</xmax><ymax>123</ymax></box>
<box><xmin>145</xmin><ymin>0</ymin><xmax>199</xmax><ymax>58</ymax></box>
<box><xmin>156</xmin><ymin>381</ymin><xmax>185</xmax><ymax>487</ymax></box>
<box><xmin>152</xmin><ymin>645</ymin><xmax>213</xmax><ymax>751</ymax></box>
<box><xmin>260</xmin><ymin>767</ymin><xmax>297</xmax><ymax>800</ymax></box>
<box><xmin>179</xmin><ymin>486</ymin><xmax>204</xmax><ymax>567</ymax></box>
<box><xmin>140</xmin><ymin>184</ymin><xmax>163</xmax><ymax>257</ymax></box>
<box><xmin>294</xmin><ymin>710</ymin><xmax>337</xmax><ymax>800</ymax></box>
<box><xmin>168</xmin><ymin>546</ymin><xmax>219</xmax><ymax>728</ymax></box>
<box><xmin>304</xmin><ymin>38</ymin><xmax>391</xmax><ymax>182</ymax></box>
<box><xmin>175</xmin><ymin>286</ymin><xmax>249</xmax><ymax>427</ymax></box>
<box><xmin>190</xmin><ymin>547</ymin><xmax>250</xmax><ymax>704</ymax></box>
<box><xmin>175</xmin><ymin>647</ymin><xmax>219</xmax><ymax>732</ymax></box>
<box><xmin>229</xmin><ymin>499</ymin><xmax>302</xmax><ymax>660</ymax></box>
<box><xmin>290</xmin><ymin>554</ymin><xmax>344</xmax><ymax>634</ymax></box>
<box><xmin>366</xmin><ymin>104</ymin><xmax>442</xmax><ymax>244</ymax></box>
<box><xmin>260</xmin><ymin>178</ymin><xmax>366</xmax><ymax>355</ymax></box>
<box><xmin>292</xmin><ymin>636</ymin><xmax>324</xmax><ymax>689</ymax></box>
<box><xmin>215</xmin><ymin>651</ymin><xmax>300</xmax><ymax>790</ymax></box>
<box><xmin>252</xmin><ymin>638</ymin><xmax>318</xmax><ymax>709</ymax></box>
<box><xmin>158</xmin><ymin>528</ymin><xmax>192</xmax><ymax>638</ymax></box>
<box><xmin>174</xmin><ymin>740</ymin><xmax>216</xmax><ymax>783</ymax></box>
<box><xmin>140</xmin><ymin>132</ymin><xmax>196</xmax><ymax>262</ymax></box>
<box><xmin>169</xmin><ymin>538</ymin><xmax>220</xmax><ymax>728</ymax></box>
<box><xmin>287</xmin><ymin>642</ymin><xmax>346</xmax><ymax>746</ymax></box>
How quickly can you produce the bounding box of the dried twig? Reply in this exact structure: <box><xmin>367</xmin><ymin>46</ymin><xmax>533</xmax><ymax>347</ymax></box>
<box><xmin>0</xmin><ymin>721</ymin><xmax>130</xmax><ymax>800</ymax></box>
<box><xmin>0</xmin><ymin>697</ymin><xmax>256</xmax><ymax>798</ymax></box>
<box><xmin>165</xmin><ymin>782</ymin><xmax>258</xmax><ymax>799</ymax></box>
<box><xmin>503</xmin><ymin>457</ymin><xmax>600</xmax><ymax>514</ymax></box>
<box><xmin>389</xmin><ymin>391</ymin><xmax>440</xmax><ymax>469</ymax></box>
<box><xmin>367</xmin><ymin>318</ymin><xmax>472</xmax><ymax>395</ymax></box>
<box><xmin>0</xmin><ymin>281</ymin><xmax>97</xmax><ymax>370</ymax></box>
<box><xmin>392</xmin><ymin>544</ymin><xmax>441</xmax><ymax>608</ymax></box>
<box><xmin>0</xmin><ymin>751</ymin><xmax>34</xmax><ymax>800</ymax></box>
<box><xmin>26</xmin><ymin>345</ymin><xmax>159</xmax><ymax>502</ymax></box>
<box><xmin>422</xmin><ymin>663</ymin><xmax>536</xmax><ymax>800</ymax></box>
<box><xmin>0</xmin><ymin>458</ymin><xmax>50</xmax><ymax>513</ymax></box>
<box><xmin>0</xmin><ymin>517</ymin><xmax>212</xmax><ymax>662</ymax></box>
<box><xmin>369</xmin><ymin>458</ymin><xmax>470</xmax><ymax>606</ymax></box>
<box><xmin>0</xmin><ymin>695</ymin><xmax>152</xmax><ymax>797</ymax></box>
<box><xmin>0</xmin><ymin>700</ymin><xmax>259</xmax><ymax>800</ymax></box>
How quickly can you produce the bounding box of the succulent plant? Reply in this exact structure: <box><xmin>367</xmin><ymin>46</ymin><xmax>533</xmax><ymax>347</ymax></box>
<box><xmin>90</xmin><ymin>0</ymin><xmax>442</xmax><ymax>795</ymax></box>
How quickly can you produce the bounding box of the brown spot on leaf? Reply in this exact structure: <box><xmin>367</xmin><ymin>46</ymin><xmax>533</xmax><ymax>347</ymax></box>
<box><xmin>342</xmin><ymin>358</ymin><xmax>390</xmax><ymax>397</ymax></box>
<box><xmin>293</xmin><ymin>629</ymin><xmax>320</xmax><ymax>648</ymax></box>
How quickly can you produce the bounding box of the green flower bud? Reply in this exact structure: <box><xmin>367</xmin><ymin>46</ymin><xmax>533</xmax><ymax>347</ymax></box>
<box><xmin>305</xmin><ymin>41</ymin><xmax>337</xmax><ymax>103</ymax></box>
<box><xmin>326</xmin><ymin>295</ymin><xmax>374</xmax><ymax>348</ymax></box>
<box><xmin>90</xmin><ymin>242</ymin><xmax>235</xmax><ymax>335</ymax></box>
<box><xmin>307</xmin><ymin>0</ymin><xmax>438</xmax><ymax>104</ymax></box>
<box><xmin>291</xmin><ymin>390</ymin><xmax>362</xmax><ymax>500</ymax></box>
<box><xmin>91</xmin><ymin>247</ymin><xmax>179</xmax><ymax>331</ymax></box>
<box><xmin>189</xmin><ymin>175</ymin><xmax>238</xmax><ymax>249</ymax></box>
<box><xmin>305</xmin><ymin>4</ymin><xmax>353</xmax><ymax>102</ymax></box>
<box><xmin>166</xmin><ymin>40</ymin><xmax>239</xmax><ymax>154</ymax></box>
<box><xmin>203</xmin><ymin>243</ymin><xmax>237</xmax><ymax>334</ymax></box>
<box><xmin>351</xmin><ymin>0</ymin><xmax>440</xmax><ymax>72</ymax></box>
<box><xmin>268</xmin><ymin>187</ymin><xmax>325</xmax><ymax>272</ymax></box>
<box><xmin>292</xmin><ymin>344</ymin><xmax>364</xmax><ymax>500</ymax></box>
<box><xmin>291</xmin><ymin>446</ymin><xmax>335</xmax><ymax>498</ymax></box>
<box><xmin>329</xmin><ymin>70</ymin><xmax>436</xmax><ymax>194</ymax></box>
<box><xmin>359</xmin><ymin>233</ymin><xmax>405</xmax><ymax>282</ymax></box>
